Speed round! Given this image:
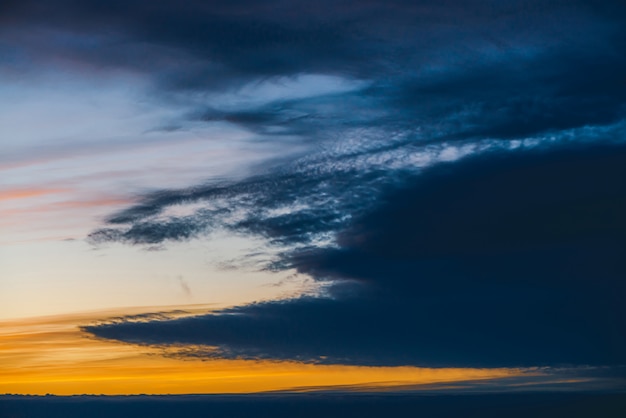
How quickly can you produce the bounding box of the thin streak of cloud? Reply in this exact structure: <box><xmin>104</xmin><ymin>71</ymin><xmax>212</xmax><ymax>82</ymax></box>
<box><xmin>177</xmin><ymin>276</ymin><xmax>192</xmax><ymax>298</ymax></box>
<box><xmin>0</xmin><ymin>187</ymin><xmax>69</xmax><ymax>201</ymax></box>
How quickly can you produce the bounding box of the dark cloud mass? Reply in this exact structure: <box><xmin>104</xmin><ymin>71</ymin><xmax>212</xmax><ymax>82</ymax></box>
<box><xmin>5</xmin><ymin>1</ymin><xmax>625</xmax><ymax>368</ymax></box>
<box><xmin>86</xmin><ymin>143</ymin><xmax>626</xmax><ymax>368</ymax></box>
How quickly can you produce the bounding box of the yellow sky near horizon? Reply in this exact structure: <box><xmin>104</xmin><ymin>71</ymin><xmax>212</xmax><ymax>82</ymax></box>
<box><xmin>0</xmin><ymin>305</ymin><xmax>525</xmax><ymax>395</ymax></box>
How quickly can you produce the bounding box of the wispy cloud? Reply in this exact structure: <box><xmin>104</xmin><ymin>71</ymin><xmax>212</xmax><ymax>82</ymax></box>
<box><xmin>0</xmin><ymin>187</ymin><xmax>68</xmax><ymax>202</ymax></box>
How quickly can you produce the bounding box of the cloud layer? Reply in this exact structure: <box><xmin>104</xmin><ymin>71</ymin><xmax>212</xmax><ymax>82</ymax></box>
<box><xmin>86</xmin><ymin>143</ymin><xmax>626</xmax><ymax>367</ymax></box>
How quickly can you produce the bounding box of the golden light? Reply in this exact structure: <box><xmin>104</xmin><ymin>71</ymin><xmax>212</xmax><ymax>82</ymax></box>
<box><xmin>0</xmin><ymin>306</ymin><xmax>524</xmax><ymax>395</ymax></box>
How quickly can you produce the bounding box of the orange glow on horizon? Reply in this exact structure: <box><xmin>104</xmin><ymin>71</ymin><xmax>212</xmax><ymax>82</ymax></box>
<box><xmin>0</xmin><ymin>306</ymin><xmax>525</xmax><ymax>395</ymax></box>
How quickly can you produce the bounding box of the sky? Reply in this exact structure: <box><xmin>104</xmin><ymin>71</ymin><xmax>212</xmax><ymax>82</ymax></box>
<box><xmin>1</xmin><ymin>0</ymin><xmax>626</xmax><ymax>397</ymax></box>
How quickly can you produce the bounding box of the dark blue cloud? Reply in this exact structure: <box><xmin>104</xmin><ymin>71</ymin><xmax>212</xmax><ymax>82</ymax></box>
<box><xmin>86</xmin><ymin>144</ymin><xmax>626</xmax><ymax>368</ymax></box>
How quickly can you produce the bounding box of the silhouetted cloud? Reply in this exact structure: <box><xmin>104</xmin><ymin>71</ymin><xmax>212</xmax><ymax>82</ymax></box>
<box><xmin>86</xmin><ymin>144</ymin><xmax>626</xmax><ymax>368</ymax></box>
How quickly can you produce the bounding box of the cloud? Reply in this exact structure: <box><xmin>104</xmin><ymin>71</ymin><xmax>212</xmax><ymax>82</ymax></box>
<box><xmin>86</xmin><ymin>143</ymin><xmax>626</xmax><ymax>368</ymax></box>
<box><xmin>3</xmin><ymin>1</ymin><xmax>626</xmax><ymax>137</ymax></box>
<box><xmin>177</xmin><ymin>276</ymin><xmax>192</xmax><ymax>298</ymax></box>
<box><xmin>0</xmin><ymin>187</ymin><xmax>68</xmax><ymax>201</ymax></box>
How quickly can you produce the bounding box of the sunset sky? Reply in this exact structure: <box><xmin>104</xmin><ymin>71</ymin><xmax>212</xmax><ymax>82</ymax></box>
<box><xmin>1</xmin><ymin>0</ymin><xmax>626</xmax><ymax>400</ymax></box>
